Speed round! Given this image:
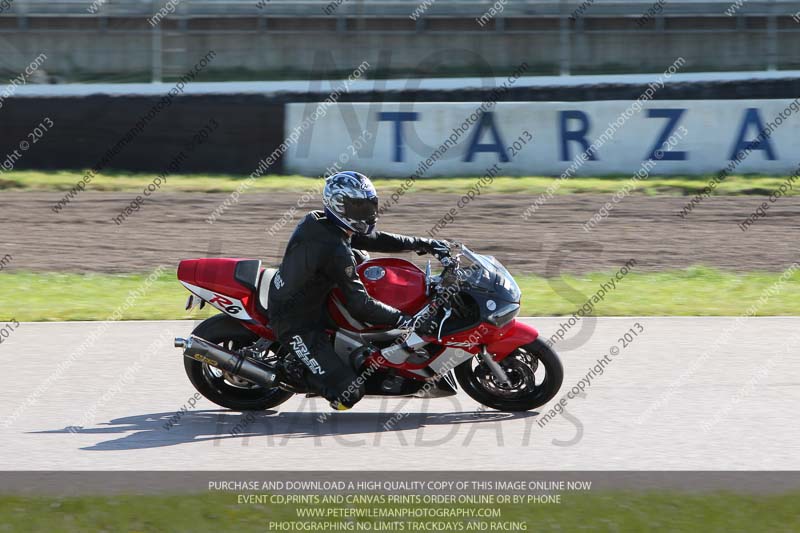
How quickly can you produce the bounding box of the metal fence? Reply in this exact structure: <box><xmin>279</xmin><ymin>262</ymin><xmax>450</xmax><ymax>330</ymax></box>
<box><xmin>0</xmin><ymin>0</ymin><xmax>799</xmax><ymax>82</ymax></box>
<box><xmin>5</xmin><ymin>1</ymin><xmax>800</xmax><ymax>17</ymax></box>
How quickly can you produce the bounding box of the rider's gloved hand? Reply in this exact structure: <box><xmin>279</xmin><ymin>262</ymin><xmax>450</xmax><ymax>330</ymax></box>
<box><xmin>396</xmin><ymin>313</ymin><xmax>438</xmax><ymax>338</ymax></box>
<box><xmin>415</xmin><ymin>239</ymin><xmax>451</xmax><ymax>260</ymax></box>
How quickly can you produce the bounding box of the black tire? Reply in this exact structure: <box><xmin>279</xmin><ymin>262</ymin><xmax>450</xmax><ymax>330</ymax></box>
<box><xmin>455</xmin><ymin>338</ymin><xmax>563</xmax><ymax>412</ymax></box>
<box><xmin>183</xmin><ymin>314</ymin><xmax>294</xmax><ymax>411</ymax></box>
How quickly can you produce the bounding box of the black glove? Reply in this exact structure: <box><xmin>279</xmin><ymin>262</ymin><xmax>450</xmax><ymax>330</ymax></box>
<box><xmin>415</xmin><ymin>239</ymin><xmax>451</xmax><ymax>260</ymax></box>
<box><xmin>396</xmin><ymin>313</ymin><xmax>438</xmax><ymax>338</ymax></box>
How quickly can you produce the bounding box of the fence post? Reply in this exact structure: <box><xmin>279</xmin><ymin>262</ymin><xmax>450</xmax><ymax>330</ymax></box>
<box><xmin>559</xmin><ymin>0</ymin><xmax>572</xmax><ymax>75</ymax></box>
<box><xmin>149</xmin><ymin>0</ymin><xmax>160</xmax><ymax>82</ymax></box>
<box><xmin>766</xmin><ymin>0</ymin><xmax>777</xmax><ymax>71</ymax></box>
<box><xmin>151</xmin><ymin>22</ymin><xmax>162</xmax><ymax>82</ymax></box>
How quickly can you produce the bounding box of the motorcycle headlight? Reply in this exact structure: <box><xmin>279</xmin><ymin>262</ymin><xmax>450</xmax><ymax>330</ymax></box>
<box><xmin>487</xmin><ymin>303</ymin><xmax>520</xmax><ymax>327</ymax></box>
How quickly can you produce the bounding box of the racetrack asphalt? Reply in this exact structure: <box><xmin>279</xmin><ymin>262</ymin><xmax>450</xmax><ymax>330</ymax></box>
<box><xmin>1</xmin><ymin>317</ymin><xmax>798</xmax><ymax>471</ymax></box>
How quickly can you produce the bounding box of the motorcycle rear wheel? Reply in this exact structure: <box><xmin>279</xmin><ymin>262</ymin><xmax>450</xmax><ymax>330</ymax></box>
<box><xmin>184</xmin><ymin>314</ymin><xmax>294</xmax><ymax>411</ymax></box>
<box><xmin>455</xmin><ymin>338</ymin><xmax>563</xmax><ymax>412</ymax></box>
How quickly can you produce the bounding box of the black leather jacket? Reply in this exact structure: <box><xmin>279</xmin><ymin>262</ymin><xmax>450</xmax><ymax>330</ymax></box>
<box><xmin>268</xmin><ymin>211</ymin><xmax>423</xmax><ymax>336</ymax></box>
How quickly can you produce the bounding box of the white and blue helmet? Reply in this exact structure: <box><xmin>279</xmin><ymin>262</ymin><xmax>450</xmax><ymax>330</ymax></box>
<box><xmin>323</xmin><ymin>171</ymin><xmax>379</xmax><ymax>235</ymax></box>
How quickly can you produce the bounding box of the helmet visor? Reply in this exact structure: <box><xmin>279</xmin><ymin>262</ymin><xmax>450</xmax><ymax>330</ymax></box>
<box><xmin>342</xmin><ymin>196</ymin><xmax>378</xmax><ymax>223</ymax></box>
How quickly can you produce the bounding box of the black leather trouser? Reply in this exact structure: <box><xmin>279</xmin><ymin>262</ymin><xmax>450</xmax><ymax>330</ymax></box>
<box><xmin>278</xmin><ymin>328</ymin><xmax>365</xmax><ymax>408</ymax></box>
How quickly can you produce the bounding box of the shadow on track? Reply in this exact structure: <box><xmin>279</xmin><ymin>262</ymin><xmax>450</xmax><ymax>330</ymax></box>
<box><xmin>34</xmin><ymin>407</ymin><xmax>537</xmax><ymax>451</ymax></box>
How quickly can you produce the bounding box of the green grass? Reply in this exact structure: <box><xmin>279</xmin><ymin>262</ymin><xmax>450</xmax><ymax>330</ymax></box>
<box><xmin>518</xmin><ymin>266</ymin><xmax>800</xmax><ymax>317</ymax></box>
<box><xmin>0</xmin><ymin>490</ymin><xmax>798</xmax><ymax>532</ymax></box>
<box><xmin>2</xmin><ymin>266</ymin><xmax>799</xmax><ymax>322</ymax></box>
<box><xmin>2</xmin><ymin>170</ymin><xmax>798</xmax><ymax>196</ymax></box>
<box><xmin>0</xmin><ymin>270</ymin><xmax>217</xmax><ymax>322</ymax></box>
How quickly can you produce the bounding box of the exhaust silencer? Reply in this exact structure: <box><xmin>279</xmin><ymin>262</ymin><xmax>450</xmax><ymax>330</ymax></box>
<box><xmin>174</xmin><ymin>335</ymin><xmax>277</xmax><ymax>388</ymax></box>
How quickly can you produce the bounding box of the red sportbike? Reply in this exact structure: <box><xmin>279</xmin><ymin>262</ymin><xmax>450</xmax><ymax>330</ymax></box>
<box><xmin>173</xmin><ymin>244</ymin><xmax>563</xmax><ymax>412</ymax></box>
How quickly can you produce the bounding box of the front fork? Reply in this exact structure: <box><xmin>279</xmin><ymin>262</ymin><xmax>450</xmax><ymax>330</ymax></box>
<box><xmin>479</xmin><ymin>345</ymin><xmax>512</xmax><ymax>388</ymax></box>
<box><xmin>477</xmin><ymin>320</ymin><xmax>540</xmax><ymax>387</ymax></box>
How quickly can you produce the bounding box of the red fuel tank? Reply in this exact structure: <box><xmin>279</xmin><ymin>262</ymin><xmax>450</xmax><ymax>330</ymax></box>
<box><xmin>328</xmin><ymin>258</ymin><xmax>428</xmax><ymax>330</ymax></box>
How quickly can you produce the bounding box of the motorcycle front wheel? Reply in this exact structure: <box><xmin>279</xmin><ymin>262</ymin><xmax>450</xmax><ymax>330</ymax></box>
<box><xmin>455</xmin><ymin>338</ymin><xmax>563</xmax><ymax>412</ymax></box>
<box><xmin>184</xmin><ymin>314</ymin><xmax>294</xmax><ymax>411</ymax></box>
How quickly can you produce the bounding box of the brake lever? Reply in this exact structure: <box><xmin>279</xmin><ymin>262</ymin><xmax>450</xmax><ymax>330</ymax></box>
<box><xmin>437</xmin><ymin>307</ymin><xmax>452</xmax><ymax>343</ymax></box>
<box><xmin>424</xmin><ymin>260</ymin><xmax>432</xmax><ymax>296</ymax></box>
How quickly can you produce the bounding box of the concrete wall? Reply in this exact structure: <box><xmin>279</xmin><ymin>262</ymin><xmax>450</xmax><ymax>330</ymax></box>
<box><xmin>3</xmin><ymin>87</ymin><xmax>798</xmax><ymax>177</ymax></box>
<box><xmin>285</xmin><ymin>100</ymin><xmax>800</xmax><ymax>177</ymax></box>
<box><xmin>0</xmin><ymin>94</ymin><xmax>285</xmax><ymax>174</ymax></box>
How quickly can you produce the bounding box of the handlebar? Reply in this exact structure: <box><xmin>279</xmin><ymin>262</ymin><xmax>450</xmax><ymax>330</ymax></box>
<box><xmin>423</xmin><ymin>242</ymin><xmax>467</xmax><ymax>291</ymax></box>
<box><xmin>438</xmin><ymin>250</ymin><xmax>463</xmax><ymax>288</ymax></box>
<box><xmin>438</xmin><ymin>241</ymin><xmax>462</xmax><ymax>266</ymax></box>
<box><xmin>440</xmin><ymin>255</ymin><xmax>457</xmax><ymax>268</ymax></box>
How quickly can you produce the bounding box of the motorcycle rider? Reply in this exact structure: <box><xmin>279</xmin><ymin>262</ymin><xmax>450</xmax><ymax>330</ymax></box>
<box><xmin>267</xmin><ymin>171</ymin><xmax>450</xmax><ymax>411</ymax></box>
